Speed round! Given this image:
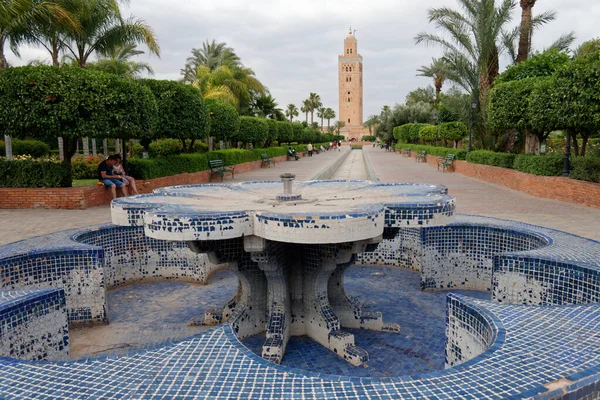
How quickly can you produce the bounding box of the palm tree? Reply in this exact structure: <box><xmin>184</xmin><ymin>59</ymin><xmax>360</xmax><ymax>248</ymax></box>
<box><xmin>516</xmin><ymin>0</ymin><xmax>536</xmax><ymax>63</ymax></box>
<box><xmin>416</xmin><ymin>58</ymin><xmax>448</xmax><ymax>105</ymax></box>
<box><xmin>324</xmin><ymin>108</ymin><xmax>336</xmax><ymax>129</ymax></box>
<box><xmin>316</xmin><ymin>107</ymin><xmax>326</xmax><ymax>129</ymax></box>
<box><xmin>60</xmin><ymin>0</ymin><xmax>159</xmax><ymax>68</ymax></box>
<box><xmin>253</xmin><ymin>93</ymin><xmax>282</xmax><ymax>119</ymax></box>
<box><xmin>181</xmin><ymin>40</ymin><xmax>240</xmax><ymax>81</ymax></box>
<box><xmin>307</xmin><ymin>92</ymin><xmax>322</xmax><ymax>124</ymax></box>
<box><xmin>415</xmin><ymin>0</ymin><xmax>516</xmax><ymax>108</ymax></box>
<box><xmin>87</xmin><ymin>43</ymin><xmax>153</xmax><ymax>78</ymax></box>
<box><xmin>0</xmin><ymin>0</ymin><xmax>78</xmax><ymax>69</ymax></box>
<box><xmin>334</xmin><ymin>120</ymin><xmax>345</xmax><ymax>135</ymax></box>
<box><xmin>285</xmin><ymin>104</ymin><xmax>299</xmax><ymax>121</ymax></box>
<box><xmin>502</xmin><ymin>10</ymin><xmax>574</xmax><ymax>63</ymax></box>
<box><xmin>363</xmin><ymin>115</ymin><xmax>380</xmax><ymax>135</ymax></box>
<box><xmin>301</xmin><ymin>99</ymin><xmax>311</xmax><ymax>123</ymax></box>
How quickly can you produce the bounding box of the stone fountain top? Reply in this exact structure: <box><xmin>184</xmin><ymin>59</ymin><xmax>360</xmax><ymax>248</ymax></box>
<box><xmin>111</xmin><ymin>180</ymin><xmax>455</xmax><ymax>244</ymax></box>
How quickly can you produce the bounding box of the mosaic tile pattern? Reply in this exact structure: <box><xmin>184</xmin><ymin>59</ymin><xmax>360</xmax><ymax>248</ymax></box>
<box><xmin>0</xmin><ymin>289</ymin><xmax>69</xmax><ymax>361</ymax></box>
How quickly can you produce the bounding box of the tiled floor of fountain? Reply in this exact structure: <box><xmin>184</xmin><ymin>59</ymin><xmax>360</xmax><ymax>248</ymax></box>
<box><xmin>81</xmin><ymin>265</ymin><xmax>489</xmax><ymax>376</ymax></box>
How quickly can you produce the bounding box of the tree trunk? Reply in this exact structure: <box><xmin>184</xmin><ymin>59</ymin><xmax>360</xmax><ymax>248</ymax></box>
<box><xmin>524</xmin><ymin>129</ymin><xmax>540</xmax><ymax>154</ymax></box>
<box><xmin>516</xmin><ymin>0</ymin><xmax>536</xmax><ymax>63</ymax></box>
<box><xmin>52</xmin><ymin>47</ymin><xmax>60</xmax><ymax>67</ymax></box>
<box><xmin>435</xmin><ymin>83</ymin><xmax>442</xmax><ymax>105</ymax></box>
<box><xmin>581</xmin><ymin>134</ymin><xmax>589</xmax><ymax>157</ymax></box>
<box><xmin>0</xmin><ymin>36</ymin><xmax>8</xmax><ymax>70</ymax></box>
<box><xmin>4</xmin><ymin>135</ymin><xmax>12</xmax><ymax>160</ymax></box>
<box><xmin>568</xmin><ymin>129</ymin><xmax>579</xmax><ymax>156</ymax></box>
<box><xmin>188</xmin><ymin>138</ymin><xmax>196</xmax><ymax>153</ymax></box>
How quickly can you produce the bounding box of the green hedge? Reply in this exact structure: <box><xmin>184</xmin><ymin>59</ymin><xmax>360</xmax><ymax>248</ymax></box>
<box><xmin>466</xmin><ymin>150</ymin><xmax>516</xmax><ymax>169</ymax></box>
<box><xmin>394</xmin><ymin>144</ymin><xmax>467</xmax><ymax>160</ymax></box>
<box><xmin>513</xmin><ymin>153</ymin><xmax>563</xmax><ymax>176</ymax></box>
<box><xmin>0</xmin><ymin>160</ymin><xmax>70</xmax><ymax>187</ymax></box>
<box><xmin>570</xmin><ymin>157</ymin><xmax>600</xmax><ymax>183</ymax></box>
<box><xmin>362</xmin><ymin>135</ymin><xmax>376</xmax><ymax>142</ymax></box>
<box><xmin>0</xmin><ymin>139</ymin><xmax>51</xmax><ymax>158</ymax></box>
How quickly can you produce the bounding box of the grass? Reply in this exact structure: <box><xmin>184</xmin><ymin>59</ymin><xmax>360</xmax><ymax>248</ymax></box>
<box><xmin>72</xmin><ymin>179</ymin><xmax>98</xmax><ymax>187</ymax></box>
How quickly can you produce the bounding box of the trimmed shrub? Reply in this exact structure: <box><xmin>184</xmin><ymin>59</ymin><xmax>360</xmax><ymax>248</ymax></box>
<box><xmin>0</xmin><ymin>159</ymin><xmax>70</xmax><ymax>187</ymax></box>
<box><xmin>362</xmin><ymin>135</ymin><xmax>376</xmax><ymax>142</ymax></box>
<box><xmin>237</xmin><ymin>117</ymin><xmax>268</xmax><ymax>144</ymax></box>
<box><xmin>149</xmin><ymin>138</ymin><xmax>184</xmax><ymax>157</ymax></box>
<box><xmin>513</xmin><ymin>153</ymin><xmax>563</xmax><ymax>176</ymax></box>
<box><xmin>439</xmin><ymin>122</ymin><xmax>467</xmax><ymax>146</ymax></box>
<box><xmin>278</xmin><ymin>121</ymin><xmax>295</xmax><ymax>144</ymax></box>
<box><xmin>192</xmin><ymin>142</ymin><xmax>209</xmax><ymax>153</ymax></box>
<box><xmin>393</xmin><ymin>124</ymin><xmax>412</xmax><ymax>143</ymax></box>
<box><xmin>205</xmin><ymin>99</ymin><xmax>239</xmax><ymax>142</ymax></box>
<box><xmin>71</xmin><ymin>155</ymin><xmax>106</xmax><ymax>179</ymax></box>
<box><xmin>393</xmin><ymin>143</ymin><xmax>468</xmax><ymax>160</ymax></box>
<box><xmin>0</xmin><ymin>139</ymin><xmax>50</xmax><ymax>158</ymax></box>
<box><xmin>265</xmin><ymin>118</ymin><xmax>278</xmax><ymax>143</ymax></box>
<box><xmin>570</xmin><ymin>157</ymin><xmax>600</xmax><ymax>183</ymax></box>
<box><xmin>466</xmin><ymin>150</ymin><xmax>516</xmax><ymax>169</ymax></box>
<box><xmin>418</xmin><ymin>125</ymin><xmax>439</xmax><ymax>144</ymax></box>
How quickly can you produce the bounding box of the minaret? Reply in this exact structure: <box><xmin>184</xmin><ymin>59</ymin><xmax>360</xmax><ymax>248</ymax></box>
<box><xmin>338</xmin><ymin>27</ymin><xmax>363</xmax><ymax>137</ymax></box>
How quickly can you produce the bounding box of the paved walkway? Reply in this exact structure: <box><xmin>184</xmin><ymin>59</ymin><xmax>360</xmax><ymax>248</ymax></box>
<box><xmin>0</xmin><ymin>149</ymin><xmax>349</xmax><ymax>245</ymax></box>
<box><xmin>363</xmin><ymin>146</ymin><xmax>600</xmax><ymax>241</ymax></box>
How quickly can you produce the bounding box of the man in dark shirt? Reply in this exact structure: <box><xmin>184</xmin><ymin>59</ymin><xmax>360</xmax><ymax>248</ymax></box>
<box><xmin>98</xmin><ymin>154</ymin><xmax>129</xmax><ymax>199</ymax></box>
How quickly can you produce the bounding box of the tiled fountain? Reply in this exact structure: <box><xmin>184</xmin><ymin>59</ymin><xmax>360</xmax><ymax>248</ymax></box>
<box><xmin>1</xmin><ymin>176</ymin><xmax>600</xmax><ymax>399</ymax></box>
<box><xmin>111</xmin><ymin>176</ymin><xmax>452</xmax><ymax>365</ymax></box>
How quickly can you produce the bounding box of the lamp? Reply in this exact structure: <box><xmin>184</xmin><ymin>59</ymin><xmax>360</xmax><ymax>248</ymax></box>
<box><xmin>468</xmin><ymin>98</ymin><xmax>477</xmax><ymax>152</ymax></box>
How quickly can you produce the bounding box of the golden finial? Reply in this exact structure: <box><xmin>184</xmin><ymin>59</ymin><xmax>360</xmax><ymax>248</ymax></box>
<box><xmin>349</xmin><ymin>26</ymin><xmax>352</xmax><ymax>35</ymax></box>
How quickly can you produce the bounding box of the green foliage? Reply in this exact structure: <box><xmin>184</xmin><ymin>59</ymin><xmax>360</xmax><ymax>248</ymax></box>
<box><xmin>466</xmin><ymin>150</ymin><xmax>516</xmax><ymax>168</ymax></box>
<box><xmin>393</xmin><ymin>124</ymin><xmax>412</xmax><ymax>143</ymax></box>
<box><xmin>141</xmin><ymin>79</ymin><xmax>208</xmax><ymax>143</ymax></box>
<box><xmin>236</xmin><ymin>116</ymin><xmax>268</xmax><ymax>144</ymax></box>
<box><xmin>265</xmin><ymin>118</ymin><xmax>278</xmax><ymax>142</ymax></box>
<box><xmin>528</xmin><ymin>77</ymin><xmax>563</xmax><ymax>133</ymax></box>
<box><xmin>193</xmin><ymin>142</ymin><xmax>209</xmax><ymax>153</ymax></box>
<box><xmin>496</xmin><ymin>50</ymin><xmax>570</xmax><ymax>83</ymax></box>
<box><xmin>0</xmin><ymin>139</ymin><xmax>50</xmax><ymax>157</ymax></box>
<box><xmin>149</xmin><ymin>138</ymin><xmax>184</xmax><ymax>157</ymax></box>
<box><xmin>71</xmin><ymin>155</ymin><xmax>106</xmax><ymax>179</ymax></box>
<box><xmin>362</xmin><ymin>136</ymin><xmax>376</xmax><ymax>142</ymax></box>
<box><xmin>205</xmin><ymin>99</ymin><xmax>239</xmax><ymax>142</ymax></box>
<box><xmin>0</xmin><ymin>160</ymin><xmax>70</xmax><ymax>188</ymax></box>
<box><xmin>418</xmin><ymin>125</ymin><xmax>439</xmax><ymax>144</ymax></box>
<box><xmin>393</xmin><ymin>144</ymin><xmax>467</xmax><ymax>160</ymax></box>
<box><xmin>570</xmin><ymin>157</ymin><xmax>600</xmax><ymax>183</ymax></box>
<box><xmin>488</xmin><ymin>78</ymin><xmax>537</xmax><ymax>131</ymax></box>
<box><xmin>513</xmin><ymin>154</ymin><xmax>563</xmax><ymax>176</ymax></box>
<box><xmin>277</xmin><ymin>121</ymin><xmax>295</xmax><ymax>144</ymax></box>
<box><xmin>439</xmin><ymin>121</ymin><xmax>467</xmax><ymax>143</ymax></box>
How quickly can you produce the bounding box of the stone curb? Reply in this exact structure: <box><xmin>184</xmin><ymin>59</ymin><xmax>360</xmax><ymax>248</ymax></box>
<box><xmin>310</xmin><ymin>148</ymin><xmax>352</xmax><ymax>180</ymax></box>
<box><xmin>361</xmin><ymin>147</ymin><xmax>379</xmax><ymax>182</ymax></box>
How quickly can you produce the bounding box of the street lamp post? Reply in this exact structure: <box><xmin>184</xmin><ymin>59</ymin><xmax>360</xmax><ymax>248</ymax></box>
<box><xmin>562</xmin><ymin>130</ymin><xmax>571</xmax><ymax>177</ymax></box>
<box><xmin>468</xmin><ymin>98</ymin><xmax>477</xmax><ymax>152</ymax></box>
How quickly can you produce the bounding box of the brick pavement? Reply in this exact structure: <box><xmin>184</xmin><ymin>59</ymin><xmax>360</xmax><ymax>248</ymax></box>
<box><xmin>363</xmin><ymin>146</ymin><xmax>600</xmax><ymax>241</ymax></box>
<box><xmin>0</xmin><ymin>149</ymin><xmax>349</xmax><ymax>245</ymax></box>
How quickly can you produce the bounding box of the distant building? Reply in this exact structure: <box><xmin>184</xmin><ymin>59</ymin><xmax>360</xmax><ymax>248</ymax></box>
<box><xmin>338</xmin><ymin>28</ymin><xmax>370</xmax><ymax>141</ymax></box>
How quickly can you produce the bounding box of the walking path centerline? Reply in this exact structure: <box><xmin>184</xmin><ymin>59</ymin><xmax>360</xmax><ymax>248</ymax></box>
<box><xmin>0</xmin><ymin>145</ymin><xmax>599</xmax><ymax>244</ymax></box>
<box><xmin>362</xmin><ymin>145</ymin><xmax>600</xmax><ymax>241</ymax></box>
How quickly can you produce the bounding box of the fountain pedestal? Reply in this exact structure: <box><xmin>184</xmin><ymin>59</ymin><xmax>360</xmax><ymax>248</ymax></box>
<box><xmin>111</xmin><ymin>179</ymin><xmax>455</xmax><ymax>365</ymax></box>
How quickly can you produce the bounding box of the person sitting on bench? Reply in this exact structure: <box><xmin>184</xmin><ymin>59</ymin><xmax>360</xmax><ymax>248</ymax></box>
<box><xmin>98</xmin><ymin>154</ymin><xmax>129</xmax><ymax>199</ymax></box>
<box><xmin>288</xmin><ymin>147</ymin><xmax>299</xmax><ymax>161</ymax></box>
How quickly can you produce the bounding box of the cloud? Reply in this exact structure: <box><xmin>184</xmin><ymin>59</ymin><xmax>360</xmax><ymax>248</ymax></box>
<box><xmin>6</xmin><ymin>0</ymin><xmax>599</xmax><ymax>120</ymax></box>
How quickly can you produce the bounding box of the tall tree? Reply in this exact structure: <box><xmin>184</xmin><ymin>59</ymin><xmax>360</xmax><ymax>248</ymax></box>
<box><xmin>301</xmin><ymin>99</ymin><xmax>310</xmax><ymax>123</ymax></box>
<box><xmin>363</xmin><ymin>115</ymin><xmax>380</xmax><ymax>135</ymax></box>
<box><xmin>334</xmin><ymin>120</ymin><xmax>345</xmax><ymax>135</ymax></box>
<box><xmin>87</xmin><ymin>43</ymin><xmax>153</xmax><ymax>78</ymax></box>
<box><xmin>181</xmin><ymin>40</ymin><xmax>240</xmax><ymax>82</ymax></box>
<box><xmin>0</xmin><ymin>0</ymin><xmax>78</xmax><ymax>69</ymax></box>
<box><xmin>253</xmin><ymin>93</ymin><xmax>282</xmax><ymax>119</ymax></box>
<box><xmin>317</xmin><ymin>107</ymin><xmax>326</xmax><ymax>129</ymax></box>
<box><xmin>285</xmin><ymin>103</ymin><xmax>298</xmax><ymax>121</ymax></box>
<box><xmin>416</xmin><ymin>58</ymin><xmax>447</xmax><ymax>105</ymax></box>
<box><xmin>60</xmin><ymin>0</ymin><xmax>159</xmax><ymax>68</ymax></box>
<box><xmin>324</xmin><ymin>108</ymin><xmax>336</xmax><ymax>129</ymax></box>
<box><xmin>415</xmin><ymin>0</ymin><xmax>516</xmax><ymax>108</ymax></box>
<box><xmin>307</xmin><ymin>92</ymin><xmax>321</xmax><ymax>124</ymax></box>
<box><xmin>516</xmin><ymin>0</ymin><xmax>536</xmax><ymax>63</ymax></box>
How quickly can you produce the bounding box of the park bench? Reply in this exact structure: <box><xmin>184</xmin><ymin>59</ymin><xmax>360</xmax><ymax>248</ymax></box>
<box><xmin>415</xmin><ymin>150</ymin><xmax>427</xmax><ymax>163</ymax></box>
<box><xmin>402</xmin><ymin>148</ymin><xmax>412</xmax><ymax>157</ymax></box>
<box><xmin>260</xmin><ymin>153</ymin><xmax>275</xmax><ymax>168</ymax></box>
<box><xmin>437</xmin><ymin>154</ymin><xmax>456</xmax><ymax>172</ymax></box>
<box><xmin>209</xmin><ymin>159</ymin><xmax>235</xmax><ymax>182</ymax></box>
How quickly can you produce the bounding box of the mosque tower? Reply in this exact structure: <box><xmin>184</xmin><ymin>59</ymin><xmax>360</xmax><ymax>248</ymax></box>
<box><xmin>338</xmin><ymin>27</ymin><xmax>367</xmax><ymax>140</ymax></box>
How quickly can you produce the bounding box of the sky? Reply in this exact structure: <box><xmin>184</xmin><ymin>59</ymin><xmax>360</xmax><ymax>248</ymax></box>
<box><xmin>6</xmin><ymin>0</ymin><xmax>600</xmax><ymax>120</ymax></box>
